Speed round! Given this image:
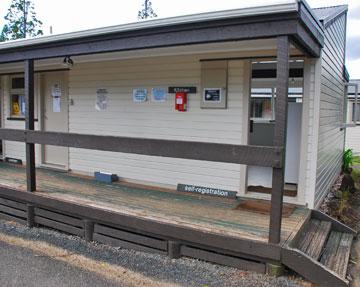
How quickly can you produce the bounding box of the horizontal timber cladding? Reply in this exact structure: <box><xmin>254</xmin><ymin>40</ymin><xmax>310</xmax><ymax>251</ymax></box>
<box><xmin>180</xmin><ymin>245</ymin><xmax>266</xmax><ymax>273</ymax></box>
<box><xmin>0</xmin><ymin>128</ymin><xmax>283</xmax><ymax>168</ymax></box>
<box><xmin>67</xmin><ymin>57</ymin><xmax>249</xmax><ymax>192</ymax></box>
<box><xmin>34</xmin><ymin>207</ymin><xmax>84</xmax><ymax>236</ymax></box>
<box><xmin>93</xmin><ymin>223</ymin><xmax>168</xmax><ymax>254</ymax></box>
<box><xmin>0</xmin><ymin>186</ymin><xmax>282</xmax><ymax>261</ymax></box>
<box><xmin>314</xmin><ymin>13</ymin><xmax>347</xmax><ymax>208</ymax></box>
<box><xmin>0</xmin><ymin>197</ymin><xmax>27</xmax><ymax>224</ymax></box>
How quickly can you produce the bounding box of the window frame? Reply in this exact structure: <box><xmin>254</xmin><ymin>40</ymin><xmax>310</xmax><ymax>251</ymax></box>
<box><xmin>9</xmin><ymin>75</ymin><xmax>25</xmax><ymax>119</ymax></box>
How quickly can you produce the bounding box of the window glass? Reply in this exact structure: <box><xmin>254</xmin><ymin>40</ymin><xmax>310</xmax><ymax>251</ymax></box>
<box><xmin>353</xmin><ymin>103</ymin><xmax>360</xmax><ymax>122</ymax></box>
<box><xmin>251</xmin><ymin>98</ymin><xmax>273</xmax><ymax>120</ymax></box>
<box><xmin>11</xmin><ymin>94</ymin><xmax>26</xmax><ymax>117</ymax></box>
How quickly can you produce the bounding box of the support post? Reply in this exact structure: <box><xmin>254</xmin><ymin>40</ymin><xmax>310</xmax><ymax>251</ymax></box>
<box><xmin>269</xmin><ymin>36</ymin><xmax>290</xmax><ymax>244</ymax></box>
<box><xmin>168</xmin><ymin>241</ymin><xmax>181</xmax><ymax>259</ymax></box>
<box><xmin>26</xmin><ymin>204</ymin><xmax>35</xmax><ymax>228</ymax></box>
<box><xmin>84</xmin><ymin>219</ymin><xmax>94</xmax><ymax>242</ymax></box>
<box><xmin>25</xmin><ymin>59</ymin><xmax>36</xmax><ymax>192</ymax></box>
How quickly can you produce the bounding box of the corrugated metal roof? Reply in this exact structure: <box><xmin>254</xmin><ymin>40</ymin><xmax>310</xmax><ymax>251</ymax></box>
<box><xmin>312</xmin><ymin>5</ymin><xmax>348</xmax><ymax>23</ymax></box>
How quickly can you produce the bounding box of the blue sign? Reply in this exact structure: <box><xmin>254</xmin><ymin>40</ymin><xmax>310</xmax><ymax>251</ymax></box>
<box><xmin>133</xmin><ymin>88</ymin><xmax>147</xmax><ymax>102</ymax></box>
<box><xmin>152</xmin><ymin>88</ymin><xmax>167</xmax><ymax>102</ymax></box>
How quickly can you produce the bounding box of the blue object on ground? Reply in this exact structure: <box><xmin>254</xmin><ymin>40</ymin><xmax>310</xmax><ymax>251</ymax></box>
<box><xmin>94</xmin><ymin>171</ymin><xmax>118</xmax><ymax>183</ymax></box>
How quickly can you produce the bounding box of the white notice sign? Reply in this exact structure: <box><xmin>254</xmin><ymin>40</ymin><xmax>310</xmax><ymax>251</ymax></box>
<box><xmin>96</xmin><ymin>89</ymin><xmax>108</xmax><ymax>111</ymax></box>
<box><xmin>51</xmin><ymin>84</ymin><xmax>61</xmax><ymax>112</ymax></box>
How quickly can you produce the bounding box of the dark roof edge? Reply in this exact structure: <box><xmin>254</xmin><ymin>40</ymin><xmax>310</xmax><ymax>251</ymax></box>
<box><xmin>314</xmin><ymin>5</ymin><xmax>348</xmax><ymax>28</ymax></box>
<box><xmin>297</xmin><ymin>0</ymin><xmax>325</xmax><ymax>47</ymax></box>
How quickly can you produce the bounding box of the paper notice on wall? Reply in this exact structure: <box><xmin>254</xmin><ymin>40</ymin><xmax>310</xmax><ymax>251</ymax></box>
<box><xmin>51</xmin><ymin>84</ymin><xmax>61</xmax><ymax>112</ymax></box>
<box><xmin>53</xmin><ymin>97</ymin><xmax>61</xmax><ymax>112</ymax></box>
<box><xmin>96</xmin><ymin>88</ymin><xmax>108</xmax><ymax>111</ymax></box>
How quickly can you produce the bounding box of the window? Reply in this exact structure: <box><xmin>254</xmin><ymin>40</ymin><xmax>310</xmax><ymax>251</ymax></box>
<box><xmin>10</xmin><ymin>77</ymin><xmax>25</xmax><ymax>118</ymax></box>
<box><xmin>250</xmin><ymin>86</ymin><xmax>304</xmax><ymax>120</ymax></box>
<box><xmin>353</xmin><ymin>102</ymin><xmax>360</xmax><ymax>123</ymax></box>
<box><xmin>250</xmin><ymin>88</ymin><xmax>275</xmax><ymax>120</ymax></box>
<box><xmin>251</xmin><ymin>98</ymin><xmax>274</xmax><ymax>120</ymax></box>
<box><xmin>11</xmin><ymin>94</ymin><xmax>26</xmax><ymax>117</ymax></box>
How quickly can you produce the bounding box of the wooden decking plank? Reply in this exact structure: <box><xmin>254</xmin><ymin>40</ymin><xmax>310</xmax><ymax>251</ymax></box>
<box><xmin>320</xmin><ymin>231</ymin><xmax>342</xmax><ymax>268</ymax></box>
<box><xmin>0</xmin><ymin>161</ymin><xmax>308</xmax><ymax>244</ymax></box>
<box><xmin>306</xmin><ymin>221</ymin><xmax>332</xmax><ymax>260</ymax></box>
<box><xmin>298</xmin><ymin>219</ymin><xmax>320</xmax><ymax>253</ymax></box>
<box><xmin>332</xmin><ymin>233</ymin><xmax>353</xmax><ymax>278</ymax></box>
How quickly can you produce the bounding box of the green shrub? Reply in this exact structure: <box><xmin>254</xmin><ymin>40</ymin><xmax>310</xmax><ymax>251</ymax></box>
<box><xmin>343</xmin><ymin>149</ymin><xmax>353</xmax><ymax>173</ymax></box>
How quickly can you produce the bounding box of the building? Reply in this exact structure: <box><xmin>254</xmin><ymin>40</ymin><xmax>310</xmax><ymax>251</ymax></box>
<box><xmin>346</xmin><ymin>79</ymin><xmax>360</xmax><ymax>154</ymax></box>
<box><xmin>0</xmin><ymin>1</ymin><xmax>355</xmax><ymax>286</ymax></box>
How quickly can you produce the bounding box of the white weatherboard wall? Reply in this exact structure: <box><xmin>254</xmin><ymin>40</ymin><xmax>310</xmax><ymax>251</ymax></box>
<box><xmin>346</xmin><ymin>126</ymin><xmax>360</xmax><ymax>154</ymax></box>
<box><xmin>68</xmin><ymin>55</ymin><xmax>246</xmax><ymax>192</ymax></box>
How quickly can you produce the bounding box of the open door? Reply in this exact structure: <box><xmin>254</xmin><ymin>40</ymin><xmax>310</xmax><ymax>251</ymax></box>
<box><xmin>247</xmin><ymin>60</ymin><xmax>303</xmax><ymax>197</ymax></box>
<box><xmin>41</xmin><ymin>72</ymin><xmax>69</xmax><ymax>169</ymax></box>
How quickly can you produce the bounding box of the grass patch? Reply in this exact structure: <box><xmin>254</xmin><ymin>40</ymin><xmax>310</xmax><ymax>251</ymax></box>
<box><xmin>353</xmin><ymin>156</ymin><xmax>360</xmax><ymax>166</ymax></box>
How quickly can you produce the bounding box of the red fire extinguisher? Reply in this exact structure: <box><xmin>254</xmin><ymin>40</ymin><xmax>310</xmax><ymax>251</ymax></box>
<box><xmin>175</xmin><ymin>92</ymin><xmax>187</xmax><ymax>112</ymax></box>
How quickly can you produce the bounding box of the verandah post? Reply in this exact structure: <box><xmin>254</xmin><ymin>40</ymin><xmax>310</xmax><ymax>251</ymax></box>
<box><xmin>269</xmin><ymin>36</ymin><xmax>289</xmax><ymax>244</ymax></box>
<box><xmin>25</xmin><ymin>59</ymin><xmax>36</xmax><ymax>192</ymax></box>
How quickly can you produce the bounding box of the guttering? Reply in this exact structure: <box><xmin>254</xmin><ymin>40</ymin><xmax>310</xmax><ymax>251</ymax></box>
<box><xmin>0</xmin><ymin>1</ymin><xmax>299</xmax><ymax>51</ymax></box>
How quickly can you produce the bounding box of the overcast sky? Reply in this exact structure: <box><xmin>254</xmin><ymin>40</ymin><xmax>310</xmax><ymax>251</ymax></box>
<box><xmin>0</xmin><ymin>0</ymin><xmax>359</xmax><ymax>78</ymax></box>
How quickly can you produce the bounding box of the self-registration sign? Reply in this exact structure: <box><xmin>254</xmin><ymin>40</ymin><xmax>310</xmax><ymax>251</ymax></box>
<box><xmin>177</xmin><ymin>184</ymin><xmax>237</xmax><ymax>199</ymax></box>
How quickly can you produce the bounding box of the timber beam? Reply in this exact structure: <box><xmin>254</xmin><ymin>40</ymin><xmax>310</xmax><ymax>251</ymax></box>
<box><xmin>0</xmin><ymin>128</ymin><xmax>284</xmax><ymax>168</ymax></box>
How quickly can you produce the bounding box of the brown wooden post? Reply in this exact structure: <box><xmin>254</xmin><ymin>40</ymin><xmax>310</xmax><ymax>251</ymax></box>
<box><xmin>269</xmin><ymin>36</ymin><xmax>290</xmax><ymax>244</ymax></box>
<box><xmin>25</xmin><ymin>59</ymin><xmax>36</xmax><ymax>192</ymax></box>
<box><xmin>27</xmin><ymin>204</ymin><xmax>35</xmax><ymax>228</ymax></box>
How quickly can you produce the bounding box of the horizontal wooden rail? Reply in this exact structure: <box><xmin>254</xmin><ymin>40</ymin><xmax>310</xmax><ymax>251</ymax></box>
<box><xmin>0</xmin><ymin>128</ymin><xmax>283</xmax><ymax>168</ymax></box>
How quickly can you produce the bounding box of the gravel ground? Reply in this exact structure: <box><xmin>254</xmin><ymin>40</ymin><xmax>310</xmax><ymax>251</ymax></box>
<box><xmin>0</xmin><ymin>220</ymin><xmax>308</xmax><ymax>287</ymax></box>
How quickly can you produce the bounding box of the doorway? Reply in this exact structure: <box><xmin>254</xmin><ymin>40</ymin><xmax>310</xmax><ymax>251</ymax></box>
<box><xmin>41</xmin><ymin>72</ymin><xmax>69</xmax><ymax>169</ymax></box>
<box><xmin>247</xmin><ymin>60</ymin><xmax>304</xmax><ymax>197</ymax></box>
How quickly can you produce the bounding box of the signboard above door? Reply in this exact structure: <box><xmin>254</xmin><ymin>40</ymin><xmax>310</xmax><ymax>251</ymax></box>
<box><xmin>168</xmin><ymin>87</ymin><xmax>197</xmax><ymax>94</ymax></box>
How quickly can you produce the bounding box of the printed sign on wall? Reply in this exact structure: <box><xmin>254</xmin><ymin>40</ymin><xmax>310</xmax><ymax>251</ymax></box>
<box><xmin>177</xmin><ymin>184</ymin><xmax>237</xmax><ymax>199</ymax></box>
<box><xmin>204</xmin><ymin>88</ymin><xmax>221</xmax><ymax>102</ymax></box>
<box><xmin>151</xmin><ymin>88</ymin><xmax>167</xmax><ymax>102</ymax></box>
<box><xmin>96</xmin><ymin>88</ymin><xmax>108</xmax><ymax>111</ymax></box>
<box><xmin>133</xmin><ymin>88</ymin><xmax>148</xmax><ymax>103</ymax></box>
<box><xmin>51</xmin><ymin>83</ymin><xmax>62</xmax><ymax>112</ymax></box>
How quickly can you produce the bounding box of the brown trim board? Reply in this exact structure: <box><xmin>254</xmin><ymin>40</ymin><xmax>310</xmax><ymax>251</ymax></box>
<box><xmin>0</xmin><ymin>128</ymin><xmax>284</xmax><ymax>168</ymax></box>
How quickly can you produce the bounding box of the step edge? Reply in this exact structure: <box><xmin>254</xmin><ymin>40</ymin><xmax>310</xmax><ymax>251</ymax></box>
<box><xmin>282</xmin><ymin>247</ymin><xmax>350</xmax><ymax>287</ymax></box>
<box><xmin>311</xmin><ymin>210</ymin><xmax>357</xmax><ymax>236</ymax></box>
<box><xmin>308</xmin><ymin>221</ymin><xmax>332</xmax><ymax>260</ymax></box>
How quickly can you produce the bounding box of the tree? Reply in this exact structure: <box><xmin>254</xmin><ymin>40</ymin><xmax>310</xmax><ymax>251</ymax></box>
<box><xmin>0</xmin><ymin>0</ymin><xmax>43</xmax><ymax>42</ymax></box>
<box><xmin>138</xmin><ymin>0</ymin><xmax>157</xmax><ymax>20</ymax></box>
